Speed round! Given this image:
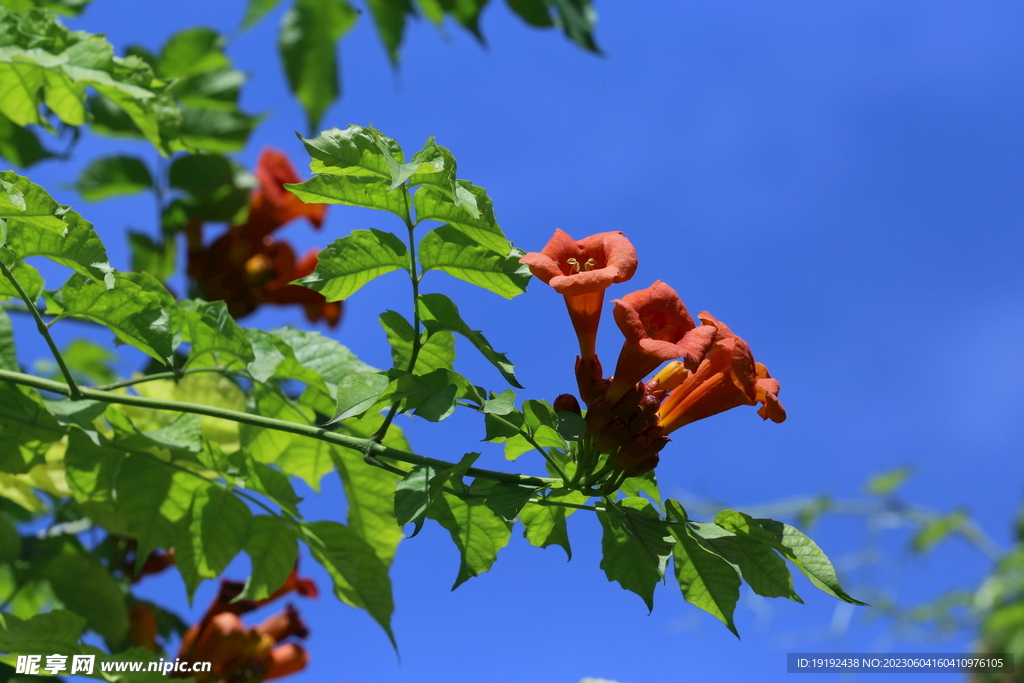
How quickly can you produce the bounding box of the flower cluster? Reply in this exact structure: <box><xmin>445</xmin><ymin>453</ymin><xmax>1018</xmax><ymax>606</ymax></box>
<box><xmin>186</xmin><ymin>148</ymin><xmax>342</xmax><ymax>327</ymax></box>
<box><xmin>522</xmin><ymin>230</ymin><xmax>786</xmax><ymax>482</ymax></box>
<box><xmin>171</xmin><ymin>567</ymin><xmax>318</xmax><ymax>682</ymax></box>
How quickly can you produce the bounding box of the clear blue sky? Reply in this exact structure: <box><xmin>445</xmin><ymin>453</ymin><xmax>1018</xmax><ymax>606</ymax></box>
<box><xmin>15</xmin><ymin>0</ymin><xmax>1024</xmax><ymax>681</ymax></box>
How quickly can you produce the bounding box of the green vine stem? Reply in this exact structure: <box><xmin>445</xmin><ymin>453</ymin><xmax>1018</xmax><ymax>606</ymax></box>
<box><xmin>0</xmin><ymin>254</ymin><xmax>83</xmax><ymax>401</ymax></box>
<box><xmin>0</xmin><ymin>368</ymin><xmax>557</xmax><ymax>489</ymax></box>
<box><xmin>374</xmin><ymin>185</ymin><xmax>422</xmax><ymax>443</ymax></box>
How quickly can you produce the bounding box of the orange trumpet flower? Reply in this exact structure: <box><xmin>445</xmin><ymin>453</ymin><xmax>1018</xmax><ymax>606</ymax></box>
<box><xmin>655</xmin><ymin>312</ymin><xmax>786</xmax><ymax>434</ymax></box>
<box><xmin>605</xmin><ymin>281</ymin><xmax>717</xmax><ymax>402</ymax></box>
<box><xmin>520</xmin><ymin>229</ymin><xmax>638</xmax><ymax>361</ymax></box>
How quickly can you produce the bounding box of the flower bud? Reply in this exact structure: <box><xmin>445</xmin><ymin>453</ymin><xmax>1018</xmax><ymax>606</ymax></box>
<box><xmin>553</xmin><ymin>393</ymin><xmax>582</xmax><ymax>416</ymax></box>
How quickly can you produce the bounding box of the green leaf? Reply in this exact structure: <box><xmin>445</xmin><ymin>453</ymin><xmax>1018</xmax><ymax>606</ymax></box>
<box><xmin>379</xmin><ymin>310</ymin><xmax>456</xmax><ymax>374</ymax></box>
<box><xmin>63</xmin><ymin>429</ymin><xmax>124</xmax><ymax>503</ymax></box>
<box><xmin>75</xmin><ymin>155</ymin><xmax>153</xmax><ymax>201</ymax></box>
<box><xmin>619</xmin><ymin>470</ymin><xmax>661</xmax><ymax>505</ymax></box>
<box><xmin>44</xmin><ymin>549</ymin><xmax>129</xmax><ymax>643</ymax></box>
<box><xmin>0</xmin><ymin>10</ymin><xmax>183</xmax><ymax>153</ymax></box>
<box><xmin>506</xmin><ymin>0</ymin><xmax>554</xmax><ymax>27</ymax></box>
<box><xmin>713</xmin><ymin>510</ymin><xmax>803</xmax><ymax>603</ymax></box>
<box><xmin>394</xmin><ymin>452</ymin><xmax>479</xmax><ymax>537</ymax></box>
<box><xmin>520</xmin><ymin>500</ymin><xmax>571</xmax><ymax>558</ymax></box>
<box><xmin>114</xmin><ymin>455</ymin><xmax>204</xmax><ymax>570</ymax></box>
<box><xmin>304</xmin><ymin>520</ymin><xmax>395</xmax><ymax>646</ymax></box>
<box><xmin>4</xmin><ymin>0</ymin><xmax>94</xmax><ymax>18</ymax></box>
<box><xmin>417</xmin><ymin>292</ymin><xmax>522</xmax><ymax>387</ymax></box>
<box><xmin>237</xmin><ymin>515</ymin><xmax>298</xmax><ymax>601</ymax></box>
<box><xmin>59</xmin><ymin>338</ymin><xmax>117</xmax><ymax>385</ymax></box>
<box><xmin>0</xmin><ymin>111</ymin><xmax>54</xmax><ymax>168</ymax></box>
<box><xmin>236</xmin><ymin>457</ymin><xmax>303</xmax><ymax>516</ymax></box>
<box><xmin>330</xmin><ymin>372</ymin><xmax>392</xmax><ymax>422</ymax></box>
<box><xmin>365</xmin><ymin>0</ymin><xmax>413</xmax><ymax>65</ymax></box>
<box><xmin>0</xmin><ymin>308</ymin><xmax>15</xmax><ymax>371</ymax></box>
<box><xmin>279</xmin><ymin>0</ymin><xmax>358</xmax><ymax>133</ymax></box>
<box><xmin>178</xmin><ymin>105</ymin><xmax>262</xmax><ymax>154</ymax></box>
<box><xmin>296</xmin><ymin>124</ymin><xmax>398</xmax><ymax>178</ymax></box>
<box><xmin>1</xmin><ymin>171</ymin><xmax>113</xmax><ymax>282</ymax></box>
<box><xmin>294</xmin><ymin>228</ymin><xmax>409</xmax><ymax>301</ymax></box>
<box><xmin>419</xmin><ymin>226</ymin><xmax>530</xmax><ymax>298</ymax></box>
<box><xmin>58</xmin><ymin>272</ymin><xmax>173</xmax><ymax>364</ymax></box>
<box><xmin>0</xmin><ymin>381</ymin><xmax>64</xmax><ymax>474</ymax></box>
<box><xmin>244</xmin><ymin>329</ymin><xmax>287</xmax><ymax>383</ymax></box>
<box><xmin>168</xmin><ymin>153</ymin><xmax>255</xmax><ymax>223</ymax></box>
<box><xmin>240</xmin><ymin>384</ymin><xmax>334</xmax><ymax>490</ymax></box>
<box><xmin>597</xmin><ymin>497</ymin><xmax>674</xmax><ymax>612</ymax></box>
<box><xmin>0</xmin><ymin>512</ymin><xmax>20</xmax><ymax>563</ymax></box>
<box><xmin>243</xmin><ymin>0</ymin><xmax>286</xmax><ymax>28</ymax></box>
<box><xmin>186</xmin><ymin>484</ymin><xmax>252</xmax><ymax>579</ymax></box>
<box><xmin>0</xmin><ymin>610</ymin><xmax>85</xmax><ymax>656</ymax></box>
<box><xmin>127</xmin><ymin>231</ymin><xmax>176</xmax><ymax>282</ymax></box>
<box><xmin>551</xmin><ymin>0</ymin><xmax>600</xmax><ymax>52</ymax></box>
<box><xmin>390</xmin><ymin>136</ymin><xmax>454</xmax><ymax>192</ymax></box>
<box><xmin>272</xmin><ymin>326</ymin><xmax>376</xmax><ymax>397</ymax></box>
<box><xmin>0</xmin><ymin>252</ymin><xmax>43</xmax><ymax>303</ymax></box>
<box><xmin>389</xmin><ymin>369</ymin><xmax>459</xmax><ymax>422</ymax></box>
<box><xmin>755</xmin><ymin>518</ymin><xmax>868</xmax><ymax>606</ymax></box>
<box><xmin>865</xmin><ymin>465</ymin><xmax>913</xmax><ymax>496</ymax></box>
<box><xmin>427</xmin><ymin>476</ymin><xmax>513</xmax><ymax>589</ymax></box>
<box><xmin>414</xmin><ymin>182</ymin><xmax>511</xmax><ymax>254</ymax></box>
<box><xmin>484</xmin><ymin>483</ymin><xmax>537</xmax><ymax>521</ymax></box>
<box><xmin>482</xmin><ymin>389</ymin><xmax>516</xmax><ymax>416</ymax></box>
<box><xmin>286</xmin><ymin>173</ymin><xmax>407</xmax><ymax>217</ymax></box>
<box><xmin>158</xmin><ymin>28</ymin><xmax>229</xmax><ymax>79</ymax></box>
<box><xmin>665</xmin><ymin>500</ymin><xmax>741</xmax><ymax>636</ymax></box>
<box><xmin>912</xmin><ymin>509</ymin><xmax>969</xmax><ymax>553</ymax></box>
<box><xmin>180</xmin><ymin>299</ymin><xmax>255</xmax><ymax>369</ymax></box>
<box><xmin>129</xmin><ymin>374</ymin><xmax>247</xmax><ymax>451</ymax></box>
<box><xmin>330</xmin><ymin>441</ymin><xmax>403</xmax><ymax>566</ymax></box>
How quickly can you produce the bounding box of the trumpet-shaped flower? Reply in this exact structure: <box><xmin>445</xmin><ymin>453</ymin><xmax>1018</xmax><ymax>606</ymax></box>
<box><xmin>655</xmin><ymin>312</ymin><xmax>786</xmax><ymax>433</ymax></box>
<box><xmin>606</xmin><ymin>281</ymin><xmax>717</xmax><ymax>401</ymax></box>
<box><xmin>185</xmin><ymin>148</ymin><xmax>339</xmax><ymax>326</ymax></box>
<box><xmin>520</xmin><ymin>229</ymin><xmax>638</xmax><ymax>360</ymax></box>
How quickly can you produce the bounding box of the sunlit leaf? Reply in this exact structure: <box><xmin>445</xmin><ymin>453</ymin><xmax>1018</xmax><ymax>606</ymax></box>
<box><xmin>0</xmin><ymin>9</ymin><xmax>183</xmax><ymax>153</ymax></box>
<box><xmin>186</xmin><ymin>484</ymin><xmax>252</xmax><ymax>580</ymax></box>
<box><xmin>413</xmin><ymin>181</ymin><xmax>512</xmax><ymax>254</ymax></box>
<box><xmin>237</xmin><ymin>515</ymin><xmax>298</xmax><ymax>601</ymax></box>
<box><xmin>379</xmin><ymin>310</ymin><xmax>456</xmax><ymax>374</ymax></box>
<box><xmin>304</xmin><ymin>520</ymin><xmax>396</xmax><ymax>646</ymax></box>
<box><xmin>419</xmin><ymin>226</ymin><xmax>530</xmax><ymax>298</ymax></box>
<box><xmin>417</xmin><ymin>292</ymin><xmax>521</xmax><ymax>387</ymax></box>
<box><xmin>158</xmin><ymin>28</ymin><xmax>229</xmax><ymax>79</ymax></box>
<box><xmin>180</xmin><ymin>299</ymin><xmax>256</xmax><ymax>369</ymax></box>
<box><xmin>0</xmin><ymin>381</ymin><xmax>64</xmax><ymax>474</ymax></box>
<box><xmin>57</xmin><ymin>273</ymin><xmax>173</xmax><ymax>364</ymax></box>
<box><xmin>294</xmin><ymin>228</ymin><xmax>409</xmax><ymax>302</ymax></box>
<box><xmin>296</xmin><ymin>124</ymin><xmax>398</xmax><ymax>178</ymax></box>
<box><xmin>114</xmin><ymin>455</ymin><xmax>205</xmax><ymax>571</ymax></box>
